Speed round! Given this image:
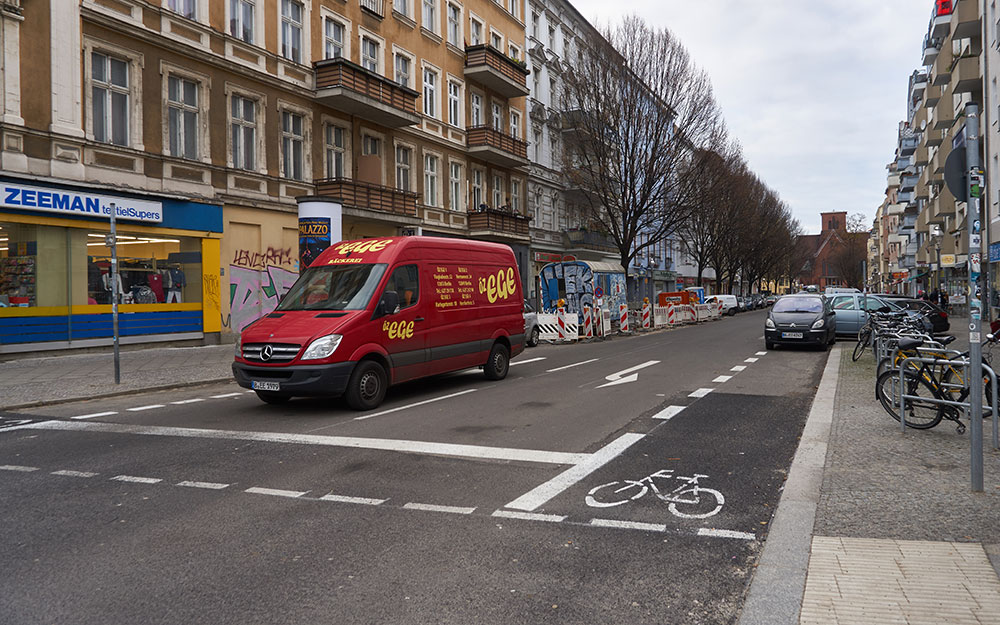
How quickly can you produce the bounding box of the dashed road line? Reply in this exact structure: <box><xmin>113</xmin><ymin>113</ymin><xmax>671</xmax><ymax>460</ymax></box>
<box><xmin>210</xmin><ymin>393</ymin><xmax>243</xmax><ymax>399</ymax></box>
<box><xmin>546</xmin><ymin>358</ymin><xmax>599</xmax><ymax>373</ymax></box>
<box><xmin>731</xmin><ymin>365</ymin><xmax>747</xmax><ymax>372</ymax></box>
<box><xmin>52</xmin><ymin>470</ymin><xmax>98</xmax><ymax>478</ymax></box>
<box><xmin>697</xmin><ymin>528</ymin><xmax>755</xmax><ymax>540</ymax></box>
<box><xmin>591</xmin><ymin>518</ymin><xmax>667</xmax><ymax>532</ymax></box>
<box><xmin>352</xmin><ymin>388</ymin><xmax>478</xmax><ymax>422</ymax></box>
<box><xmin>0</xmin><ymin>464</ymin><xmax>38</xmax><ymax>472</ymax></box>
<box><xmin>510</xmin><ymin>357</ymin><xmax>547</xmax><ymax>366</ymax></box>
<box><xmin>403</xmin><ymin>502</ymin><xmax>476</xmax><ymax>515</ymax></box>
<box><xmin>492</xmin><ymin>509</ymin><xmax>566</xmax><ymax>523</ymax></box>
<box><xmin>745</xmin><ymin>357</ymin><xmax>759</xmax><ymax>363</ymax></box>
<box><xmin>245</xmin><ymin>486</ymin><xmax>308</xmax><ymax>498</ymax></box>
<box><xmin>320</xmin><ymin>494</ymin><xmax>386</xmax><ymax>506</ymax></box>
<box><xmin>71</xmin><ymin>411</ymin><xmax>118</xmax><ymax>420</ymax></box>
<box><xmin>127</xmin><ymin>404</ymin><xmax>165</xmax><ymax>412</ymax></box>
<box><xmin>652</xmin><ymin>405</ymin><xmax>686</xmax><ymax>421</ymax></box>
<box><xmin>110</xmin><ymin>475</ymin><xmax>162</xmax><ymax>484</ymax></box>
<box><xmin>170</xmin><ymin>399</ymin><xmax>205</xmax><ymax>405</ymax></box>
<box><xmin>689</xmin><ymin>388</ymin><xmax>714</xmax><ymax>398</ymax></box>
<box><xmin>177</xmin><ymin>480</ymin><xmax>230</xmax><ymax>490</ymax></box>
<box><xmin>713</xmin><ymin>375</ymin><xmax>733</xmax><ymax>383</ymax></box>
<box><xmin>755</xmin><ymin>351</ymin><xmax>768</xmax><ymax>356</ymax></box>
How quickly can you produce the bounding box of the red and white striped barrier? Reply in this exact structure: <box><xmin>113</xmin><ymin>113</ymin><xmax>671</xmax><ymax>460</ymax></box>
<box><xmin>642</xmin><ymin>302</ymin><xmax>651</xmax><ymax>329</ymax></box>
<box><xmin>619</xmin><ymin>304</ymin><xmax>629</xmax><ymax>333</ymax></box>
<box><xmin>717</xmin><ymin>301</ymin><xmax>724</xmax><ymax>318</ymax></box>
<box><xmin>583</xmin><ymin>305</ymin><xmax>593</xmax><ymax>338</ymax></box>
<box><xmin>557</xmin><ymin>306</ymin><xmax>566</xmax><ymax>341</ymax></box>
<box><xmin>668</xmin><ymin>304</ymin><xmax>676</xmax><ymax>326</ymax></box>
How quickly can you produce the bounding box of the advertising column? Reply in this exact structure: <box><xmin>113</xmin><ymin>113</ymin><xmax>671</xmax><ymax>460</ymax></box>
<box><xmin>296</xmin><ymin>198</ymin><xmax>342</xmax><ymax>272</ymax></box>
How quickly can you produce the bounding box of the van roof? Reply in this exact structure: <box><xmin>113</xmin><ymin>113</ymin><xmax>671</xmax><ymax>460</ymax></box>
<box><xmin>312</xmin><ymin>235</ymin><xmax>514</xmax><ymax>268</ymax></box>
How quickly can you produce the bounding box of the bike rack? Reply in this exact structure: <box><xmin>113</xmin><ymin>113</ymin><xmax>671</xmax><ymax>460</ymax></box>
<box><xmin>896</xmin><ymin>355</ymin><xmax>999</xmax><ymax>450</ymax></box>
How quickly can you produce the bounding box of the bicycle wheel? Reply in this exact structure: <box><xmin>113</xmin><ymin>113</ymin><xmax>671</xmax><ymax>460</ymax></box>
<box><xmin>852</xmin><ymin>326</ymin><xmax>872</xmax><ymax>361</ymax></box>
<box><xmin>943</xmin><ymin>363</ymin><xmax>995</xmax><ymax>419</ymax></box>
<box><xmin>666</xmin><ymin>487</ymin><xmax>725</xmax><ymax>519</ymax></box>
<box><xmin>585</xmin><ymin>480</ymin><xmax>646</xmax><ymax>508</ymax></box>
<box><xmin>875</xmin><ymin>369</ymin><xmax>943</xmax><ymax>429</ymax></box>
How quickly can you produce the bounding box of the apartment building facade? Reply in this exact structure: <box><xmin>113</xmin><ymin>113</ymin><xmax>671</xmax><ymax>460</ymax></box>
<box><xmin>0</xmin><ymin>0</ymin><xmax>532</xmax><ymax>351</ymax></box>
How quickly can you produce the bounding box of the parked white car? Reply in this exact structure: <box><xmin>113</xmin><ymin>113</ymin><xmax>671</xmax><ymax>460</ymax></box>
<box><xmin>706</xmin><ymin>294</ymin><xmax>739</xmax><ymax>316</ymax></box>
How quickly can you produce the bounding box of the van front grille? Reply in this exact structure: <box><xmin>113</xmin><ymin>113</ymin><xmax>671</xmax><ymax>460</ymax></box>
<box><xmin>242</xmin><ymin>343</ymin><xmax>301</xmax><ymax>363</ymax></box>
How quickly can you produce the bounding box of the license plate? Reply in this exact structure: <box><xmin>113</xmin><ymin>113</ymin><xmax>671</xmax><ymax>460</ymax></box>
<box><xmin>251</xmin><ymin>381</ymin><xmax>280</xmax><ymax>392</ymax></box>
<box><xmin>781</xmin><ymin>332</ymin><xmax>804</xmax><ymax>339</ymax></box>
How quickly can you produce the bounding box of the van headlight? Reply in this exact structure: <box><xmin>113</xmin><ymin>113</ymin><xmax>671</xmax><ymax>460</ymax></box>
<box><xmin>811</xmin><ymin>318</ymin><xmax>825</xmax><ymax>329</ymax></box>
<box><xmin>301</xmin><ymin>334</ymin><xmax>343</xmax><ymax>360</ymax></box>
<box><xmin>234</xmin><ymin>333</ymin><xmax>242</xmax><ymax>358</ymax></box>
<box><xmin>765</xmin><ymin>318</ymin><xmax>775</xmax><ymax>329</ymax></box>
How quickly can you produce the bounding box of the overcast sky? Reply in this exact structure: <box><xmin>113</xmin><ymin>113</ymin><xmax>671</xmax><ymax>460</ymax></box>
<box><xmin>569</xmin><ymin>0</ymin><xmax>933</xmax><ymax>234</ymax></box>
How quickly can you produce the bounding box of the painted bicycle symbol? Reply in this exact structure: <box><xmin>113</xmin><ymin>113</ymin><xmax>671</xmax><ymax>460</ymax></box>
<box><xmin>585</xmin><ymin>469</ymin><xmax>725</xmax><ymax>519</ymax></box>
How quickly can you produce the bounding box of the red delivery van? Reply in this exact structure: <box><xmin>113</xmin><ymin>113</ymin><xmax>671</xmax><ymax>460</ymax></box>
<box><xmin>232</xmin><ymin>236</ymin><xmax>525</xmax><ymax>409</ymax></box>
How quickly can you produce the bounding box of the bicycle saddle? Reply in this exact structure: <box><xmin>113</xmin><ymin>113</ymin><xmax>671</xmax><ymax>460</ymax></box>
<box><xmin>897</xmin><ymin>337</ymin><xmax>924</xmax><ymax>350</ymax></box>
<box><xmin>939</xmin><ymin>335</ymin><xmax>956</xmax><ymax>345</ymax></box>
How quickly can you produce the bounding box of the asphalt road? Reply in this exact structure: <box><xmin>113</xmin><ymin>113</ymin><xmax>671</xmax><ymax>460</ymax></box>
<box><xmin>1</xmin><ymin>309</ymin><xmax>829</xmax><ymax>625</ymax></box>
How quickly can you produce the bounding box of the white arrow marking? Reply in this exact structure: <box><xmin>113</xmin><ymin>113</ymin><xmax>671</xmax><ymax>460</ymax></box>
<box><xmin>596</xmin><ymin>360</ymin><xmax>660</xmax><ymax>388</ymax></box>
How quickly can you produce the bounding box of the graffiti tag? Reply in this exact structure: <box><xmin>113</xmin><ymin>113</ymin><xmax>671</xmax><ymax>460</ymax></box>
<box><xmin>228</xmin><ymin>265</ymin><xmax>298</xmax><ymax>332</ymax></box>
<box><xmin>232</xmin><ymin>247</ymin><xmax>294</xmax><ymax>270</ymax></box>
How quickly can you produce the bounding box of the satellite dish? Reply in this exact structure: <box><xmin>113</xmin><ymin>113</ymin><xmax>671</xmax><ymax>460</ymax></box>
<box><xmin>920</xmin><ymin>119</ymin><xmax>927</xmax><ymax>131</ymax></box>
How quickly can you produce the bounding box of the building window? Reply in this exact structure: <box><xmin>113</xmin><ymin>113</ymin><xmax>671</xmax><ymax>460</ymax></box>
<box><xmin>422</xmin><ymin>0</ymin><xmax>437</xmax><ymax>32</ymax></box>
<box><xmin>508</xmin><ymin>0</ymin><xmax>519</xmax><ymax>19</ymax></box>
<box><xmin>424</xmin><ymin>154</ymin><xmax>438</xmax><ymax>206</ymax></box>
<box><xmin>450</xmin><ymin>161</ymin><xmax>463</xmax><ymax>211</ymax></box>
<box><xmin>448</xmin><ymin>81</ymin><xmax>461</xmax><ymax>126</ymax></box>
<box><xmin>493</xmin><ymin>174</ymin><xmax>503</xmax><ymax>208</ymax></box>
<box><xmin>491</xmin><ymin>102</ymin><xmax>502</xmax><ymax>130</ymax></box>
<box><xmin>531</xmin><ymin>12</ymin><xmax>539</xmax><ymax>38</ymax></box>
<box><xmin>532</xmin><ymin>129</ymin><xmax>542</xmax><ymax>161</ymax></box>
<box><xmin>471</xmin><ymin>168</ymin><xmax>483</xmax><ymax>209</ymax></box>
<box><xmin>230</xmin><ymin>94</ymin><xmax>256</xmax><ymax>170</ymax></box>
<box><xmin>511</xmin><ymin>178</ymin><xmax>521</xmax><ymax>213</ymax></box>
<box><xmin>509</xmin><ymin>110</ymin><xmax>520</xmax><ymax>139</ymax></box>
<box><xmin>363</xmin><ymin>134</ymin><xmax>381</xmax><ymax>156</ymax></box>
<box><xmin>393</xmin><ymin>0</ymin><xmax>409</xmax><ymax>17</ymax></box>
<box><xmin>361</xmin><ymin>36</ymin><xmax>379</xmax><ymax>72</ymax></box>
<box><xmin>395</xmin><ymin>53</ymin><xmax>411</xmax><ymax>87</ymax></box>
<box><xmin>470</xmin><ymin>18</ymin><xmax>483</xmax><ymax>45</ymax></box>
<box><xmin>325</xmin><ymin>125</ymin><xmax>345</xmax><ymax>178</ymax></box>
<box><xmin>324</xmin><ymin>17</ymin><xmax>345</xmax><ymax>59</ymax></box>
<box><xmin>396</xmin><ymin>146</ymin><xmax>412</xmax><ymax>192</ymax></box>
<box><xmin>280</xmin><ymin>0</ymin><xmax>303</xmax><ymax>63</ymax></box>
<box><xmin>470</xmin><ymin>93</ymin><xmax>482</xmax><ymax>126</ymax></box>
<box><xmin>508</xmin><ymin>44</ymin><xmax>520</xmax><ymax>60</ymax></box>
<box><xmin>91</xmin><ymin>51</ymin><xmax>130</xmax><ymax>147</ymax></box>
<box><xmin>447</xmin><ymin>3</ymin><xmax>461</xmax><ymax>46</ymax></box>
<box><xmin>167</xmin><ymin>75</ymin><xmax>198</xmax><ymax>160</ymax></box>
<box><xmin>168</xmin><ymin>0</ymin><xmax>196</xmax><ymax>19</ymax></box>
<box><xmin>230</xmin><ymin>0</ymin><xmax>254</xmax><ymax>44</ymax></box>
<box><xmin>423</xmin><ymin>68</ymin><xmax>438</xmax><ymax>118</ymax></box>
<box><xmin>281</xmin><ymin>111</ymin><xmax>304</xmax><ymax>180</ymax></box>
<box><xmin>490</xmin><ymin>31</ymin><xmax>502</xmax><ymax>50</ymax></box>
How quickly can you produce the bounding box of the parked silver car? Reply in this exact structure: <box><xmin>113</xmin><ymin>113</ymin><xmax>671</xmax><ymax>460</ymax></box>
<box><xmin>523</xmin><ymin>300</ymin><xmax>539</xmax><ymax>347</ymax></box>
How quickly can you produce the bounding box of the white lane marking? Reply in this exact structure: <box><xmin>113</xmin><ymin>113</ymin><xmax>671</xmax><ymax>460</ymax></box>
<box><xmin>546</xmin><ymin>358</ymin><xmax>599</xmax><ymax>373</ymax></box>
<box><xmin>177</xmin><ymin>480</ymin><xmax>230</xmax><ymax>490</ymax></box>
<box><xmin>210</xmin><ymin>393</ymin><xmax>242</xmax><ymax>399</ymax></box>
<box><xmin>591</xmin><ymin>519</ymin><xmax>667</xmax><ymax>532</ymax></box>
<box><xmin>698</xmin><ymin>528</ymin><xmax>755</xmax><ymax>540</ymax></box>
<box><xmin>596</xmin><ymin>360</ymin><xmax>660</xmax><ymax>388</ymax></box>
<box><xmin>244</xmin><ymin>390</ymin><xmax>255</xmax><ymax>394</ymax></box>
<box><xmin>170</xmin><ymin>399</ymin><xmax>205</xmax><ymax>405</ymax></box>
<box><xmin>352</xmin><ymin>388</ymin><xmax>478</xmax><ymax>422</ymax></box>
<box><xmin>731</xmin><ymin>366</ymin><xmax>747</xmax><ymax>372</ymax></box>
<box><xmin>713</xmin><ymin>375</ymin><xmax>733</xmax><ymax>383</ymax></box>
<box><xmin>652</xmin><ymin>405</ymin><xmax>686</xmax><ymax>421</ymax></box>
<box><xmin>52</xmin><ymin>470</ymin><xmax>98</xmax><ymax>478</ymax></box>
<box><xmin>745</xmin><ymin>357</ymin><xmax>759</xmax><ymax>363</ymax></box>
<box><xmin>689</xmin><ymin>388</ymin><xmax>714</xmax><ymax>398</ymax></box>
<box><xmin>71</xmin><ymin>411</ymin><xmax>117</xmax><ymax>420</ymax></box>
<box><xmin>504</xmin><ymin>432</ymin><xmax>645</xmax><ymax>511</ymax></box>
<box><xmin>404</xmin><ymin>502</ymin><xmax>476</xmax><ymax>515</ymax></box>
<box><xmin>755</xmin><ymin>351</ymin><xmax>768</xmax><ymax>356</ymax></box>
<box><xmin>110</xmin><ymin>475</ymin><xmax>162</xmax><ymax>484</ymax></box>
<box><xmin>17</xmin><ymin>420</ymin><xmax>587</xmax><ymax>465</ymax></box>
<box><xmin>0</xmin><ymin>464</ymin><xmax>38</xmax><ymax>472</ymax></box>
<box><xmin>245</xmin><ymin>486</ymin><xmax>307</xmax><ymax>498</ymax></box>
<box><xmin>127</xmin><ymin>404</ymin><xmax>164</xmax><ymax>412</ymax></box>
<box><xmin>320</xmin><ymin>494</ymin><xmax>386</xmax><ymax>506</ymax></box>
<box><xmin>492</xmin><ymin>509</ymin><xmax>567</xmax><ymax>523</ymax></box>
<box><xmin>510</xmin><ymin>357</ymin><xmax>547</xmax><ymax>366</ymax></box>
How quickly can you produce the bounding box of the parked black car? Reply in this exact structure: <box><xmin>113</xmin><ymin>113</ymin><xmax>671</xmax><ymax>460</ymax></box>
<box><xmin>875</xmin><ymin>294</ymin><xmax>950</xmax><ymax>334</ymax></box>
<box><xmin>764</xmin><ymin>293</ymin><xmax>837</xmax><ymax>350</ymax></box>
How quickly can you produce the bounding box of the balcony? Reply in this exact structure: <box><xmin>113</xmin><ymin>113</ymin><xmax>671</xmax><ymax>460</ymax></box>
<box><xmin>914</xmin><ymin>144</ymin><xmax>930</xmax><ymax>166</ymax></box>
<box><xmin>314</xmin><ymin>57</ymin><xmax>420</xmax><ymax>128</ymax></box>
<box><xmin>911</xmin><ymin>72</ymin><xmax>928</xmax><ymax>97</ymax></box>
<box><xmin>922</xmin><ymin>35</ymin><xmax>941</xmax><ymax>66</ymax></box>
<box><xmin>359</xmin><ymin>0</ymin><xmax>383</xmax><ymax>18</ymax></box>
<box><xmin>950</xmin><ymin>55</ymin><xmax>981</xmax><ymax>95</ymax></box>
<box><xmin>562</xmin><ymin>228</ymin><xmax>617</xmax><ymax>254</ymax></box>
<box><xmin>899</xmin><ymin>174</ymin><xmax>919</xmax><ymax>192</ymax></box>
<box><xmin>933</xmin><ymin>94</ymin><xmax>955</xmax><ymax>129</ymax></box>
<box><xmin>897</xmin><ymin>190</ymin><xmax>914</xmax><ymax>204</ymax></box>
<box><xmin>924</xmin><ymin>83</ymin><xmax>942</xmax><ymax>108</ymax></box>
<box><xmin>467</xmin><ymin>206</ymin><xmax>531</xmax><ymax>241</ymax></box>
<box><xmin>464</xmin><ymin>44</ymin><xmax>530</xmax><ymax>98</ymax></box>
<box><xmin>315</xmin><ymin>178</ymin><xmax>418</xmax><ymax>217</ymax></box>
<box><xmin>899</xmin><ymin>136</ymin><xmax>919</xmax><ymax>156</ymax></box>
<box><xmin>951</xmin><ymin>0</ymin><xmax>980</xmax><ymax>39</ymax></box>
<box><xmin>930</xmin><ymin>2</ymin><xmax>952</xmax><ymax>39</ymax></box>
<box><xmin>466</xmin><ymin>126</ymin><xmax>529</xmax><ymax>168</ymax></box>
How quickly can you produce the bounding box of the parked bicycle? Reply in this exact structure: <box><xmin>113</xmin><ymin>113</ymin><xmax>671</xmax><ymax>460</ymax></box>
<box><xmin>585</xmin><ymin>469</ymin><xmax>725</xmax><ymax>519</ymax></box>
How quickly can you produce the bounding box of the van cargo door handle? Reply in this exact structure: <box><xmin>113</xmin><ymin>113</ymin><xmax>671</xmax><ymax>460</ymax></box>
<box><xmin>414</xmin><ymin>317</ymin><xmax>425</xmax><ymax>322</ymax></box>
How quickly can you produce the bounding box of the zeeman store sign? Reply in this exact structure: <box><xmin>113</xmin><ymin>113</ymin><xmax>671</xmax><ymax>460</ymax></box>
<box><xmin>1</xmin><ymin>182</ymin><xmax>163</xmax><ymax>223</ymax></box>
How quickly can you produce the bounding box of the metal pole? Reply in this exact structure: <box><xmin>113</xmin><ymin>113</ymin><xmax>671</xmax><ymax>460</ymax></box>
<box><xmin>109</xmin><ymin>202</ymin><xmax>120</xmax><ymax>385</ymax></box>
<box><xmin>964</xmin><ymin>103</ymin><xmax>983</xmax><ymax>492</ymax></box>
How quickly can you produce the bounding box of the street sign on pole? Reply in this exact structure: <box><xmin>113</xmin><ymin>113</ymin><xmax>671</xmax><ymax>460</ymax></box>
<box><xmin>963</xmin><ymin>104</ymin><xmax>984</xmax><ymax>492</ymax></box>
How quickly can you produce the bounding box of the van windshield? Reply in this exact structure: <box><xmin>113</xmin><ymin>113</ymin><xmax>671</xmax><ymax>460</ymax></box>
<box><xmin>277</xmin><ymin>263</ymin><xmax>388</xmax><ymax>311</ymax></box>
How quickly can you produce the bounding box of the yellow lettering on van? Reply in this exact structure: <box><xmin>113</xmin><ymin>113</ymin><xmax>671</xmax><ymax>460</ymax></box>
<box><xmin>383</xmin><ymin>320</ymin><xmax>414</xmax><ymax>340</ymax></box>
<box><xmin>477</xmin><ymin>268</ymin><xmax>517</xmax><ymax>304</ymax></box>
<box><xmin>332</xmin><ymin>238</ymin><xmax>394</xmax><ymax>256</ymax></box>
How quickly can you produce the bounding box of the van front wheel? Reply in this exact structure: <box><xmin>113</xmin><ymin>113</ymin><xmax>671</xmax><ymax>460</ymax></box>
<box><xmin>484</xmin><ymin>343</ymin><xmax>510</xmax><ymax>380</ymax></box>
<box><xmin>345</xmin><ymin>360</ymin><xmax>387</xmax><ymax>411</ymax></box>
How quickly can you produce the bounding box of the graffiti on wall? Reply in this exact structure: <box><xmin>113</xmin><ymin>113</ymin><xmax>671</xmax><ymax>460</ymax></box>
<box><xmin>228</xmin><ymin>265</ymin><xmax>298</xmax><ymax>332</ymax></box>
<box><xmin>232</xmin><ymin>247</ymin><xmax>294</xmax><ymax>271</ymax></box>
<box><xmin>539</xmin><ymin>262</ymin><xmax>627</xmax><ymax>316</ymax></box>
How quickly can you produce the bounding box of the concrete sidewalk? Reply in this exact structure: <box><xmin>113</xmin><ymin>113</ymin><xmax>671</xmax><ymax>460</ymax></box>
<box><xmin>741</xmin><ymin>344</ymin><xmax>1000</xmax><ymax>625</ymax></box>
<box><xmin>0</xmin><ymin>344</ymin><xmax>235</xmax><ymax>410</ymax></box>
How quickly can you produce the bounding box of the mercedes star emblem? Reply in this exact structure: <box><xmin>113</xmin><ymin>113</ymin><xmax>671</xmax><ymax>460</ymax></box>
<box><xmin>261</xmin><ymin>344</ymin><xmax>273</xmax><ymax>361</ymax></box>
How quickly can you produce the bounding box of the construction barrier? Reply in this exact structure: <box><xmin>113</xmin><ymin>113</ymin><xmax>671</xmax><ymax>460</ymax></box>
<box><xmin>642</xmin><ymin>302</ymin><xmax>651</xmax><ymax>330</ymax></box>
<box><xmin>654</xmin><ymin>304</ymin><xmax>670</xmax><ymax>328</ymax></box>
<box><xmin>557</xmin><ymin>306</ymin><xmax>566</xmax><ymax>341</ymax></box>
<box><xmin>538</xmin><ymin>312</ymin><xmax>579</xmax><ymax>342</ymax></box>
<box><xmin>583</xmin><ymin>305</ymin><xmax>593</xmax><ymax>338</ymax></box>
<box><xmin>694</xmin><ymin>304</ymin><xmax>713</xmax><ymax>322</ymax></box>
<box><xmin>601</xmin><ymin>308</ymin><xmax>612</xmax><ymax>336</ymax></box>
<box><xmin>619</xmin><ymin>304</ymin><xmax>629</xmax><ymax>333</ymax></box>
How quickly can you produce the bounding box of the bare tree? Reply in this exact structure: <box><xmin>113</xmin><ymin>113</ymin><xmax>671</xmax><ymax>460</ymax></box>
<box><xmin>560</xmin><ymin>16</ymin><xmax>726</xmax><ymax>290</ymax></box>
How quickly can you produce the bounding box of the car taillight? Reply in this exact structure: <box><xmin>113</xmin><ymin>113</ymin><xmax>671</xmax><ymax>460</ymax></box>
<box><xmin>939</xmin><ymin>312</ymin><xmax>947</xmax><ymax>318</ymax></box>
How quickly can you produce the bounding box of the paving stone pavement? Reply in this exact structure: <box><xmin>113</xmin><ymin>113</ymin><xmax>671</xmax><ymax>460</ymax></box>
<box><xmin>801</xmin><ymin>347</ymin><xmax>1000</xmax><ymax>624</ymax></box>
<box><xmin>0</xmin><ymin>344</ymin><xmax>235</xmax><ymax>409</ymax></box>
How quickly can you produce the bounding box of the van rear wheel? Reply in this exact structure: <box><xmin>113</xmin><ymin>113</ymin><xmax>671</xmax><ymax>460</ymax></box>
<box><xmin>484</xmin><ymin>343</ymin><xmax>510</xmax><ymax>380</ymax></box>
<box><xmin>345</xmin><ymin>360</ymin><xmax>387</xmax><ymax>411</ymax></box>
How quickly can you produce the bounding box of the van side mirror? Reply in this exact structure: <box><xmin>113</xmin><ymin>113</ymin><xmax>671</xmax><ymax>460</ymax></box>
<box><xmin>377</xmin><ymin>291</ymin><xmax>400</xmax><ymax>318</ymax></box>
